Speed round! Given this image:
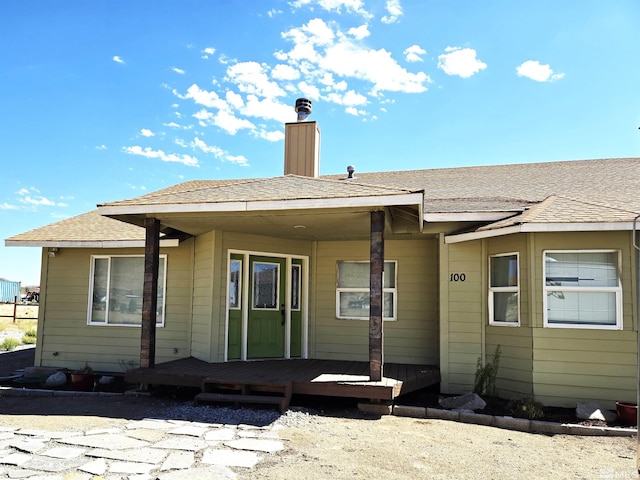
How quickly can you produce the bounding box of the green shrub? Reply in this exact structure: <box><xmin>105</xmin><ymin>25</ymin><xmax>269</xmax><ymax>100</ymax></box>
<box><xmin>1</xmin><ymin>338</ymin><xmax>20</xmax><ymax>351</ymax></box>
<box><xmin>508</xmin><ymin>397</ymin><xmax>545</xmax><ymax>420</ymax></box>
<box><xmin>473</xmin><ymin>345</ymin><xmax>501</xmax><ymax>396</ymax></box>
<box><xmin>21</xmin><ymin>329</ymin><xmax>37</xmax><ymax>344</ymax></box>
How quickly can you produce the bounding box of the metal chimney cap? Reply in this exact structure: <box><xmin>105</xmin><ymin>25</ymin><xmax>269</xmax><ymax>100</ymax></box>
<box><xmin>346</xmin><ymin>165</ymin><xmax>355</xmax><ymax>179</ymax></box>
<box><xmin>295</xmin><ymin>98</ymin><xmax>312</xmax><ymax>122</ymax></box>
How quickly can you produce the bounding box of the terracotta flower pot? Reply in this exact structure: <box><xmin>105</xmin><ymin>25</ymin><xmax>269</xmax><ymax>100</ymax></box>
<box><xmin>615</xmin><ymin>401</ymin><xmax>637</xmax><ymax>426</ymax></box>
<box><xmin>70</xmin><ymin>373</ymin><xmax>96</xmax><ymax>391</ymax></box>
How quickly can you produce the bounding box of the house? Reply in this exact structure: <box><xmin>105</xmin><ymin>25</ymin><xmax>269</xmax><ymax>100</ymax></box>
<box><xmin>6</xmin><ymin>100</ymin><xmax>639</xmax><ymax>409</ymax></box>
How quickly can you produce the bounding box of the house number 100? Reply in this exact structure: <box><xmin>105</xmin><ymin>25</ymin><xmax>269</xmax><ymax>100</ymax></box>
<box><xmin>450</xmin><ymin>273</ymin><xmax>466</xmax><ymax>282</ymax></box>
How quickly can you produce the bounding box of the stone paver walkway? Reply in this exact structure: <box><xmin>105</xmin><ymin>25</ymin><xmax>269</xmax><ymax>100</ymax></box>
<box><xmin>0</xmin><ymin>417</ymin><xmax>286</xmax><ymax>479</ymax></box>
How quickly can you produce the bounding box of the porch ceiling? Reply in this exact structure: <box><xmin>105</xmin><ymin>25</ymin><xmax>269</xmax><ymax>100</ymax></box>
<box><xmin>107</xmin><ymin>205</ymin><xmax>423</xmax><ymax>241</ymax></box>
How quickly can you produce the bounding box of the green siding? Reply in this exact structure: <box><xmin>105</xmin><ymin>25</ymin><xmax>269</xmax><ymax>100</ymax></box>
<box><xmin>37</xmin><ymin>242</ymin><xmax>194</xmax><ymax>372</ymax></box>
<box><xmin>441</xmin><ymin>230</ymin><xmax>638</xmax><ymax>408</ymax></box>
<box><xmin>314</xmin><ymin>239</ymin><xmax>439</xmax><ymax>364</ymax></box>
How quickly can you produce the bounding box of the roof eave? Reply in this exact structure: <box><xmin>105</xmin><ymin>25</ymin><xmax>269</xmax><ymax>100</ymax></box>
<box><xmin>98</xmin><ymin>192</ymin><xmax>425</xmax><ymax>215</ymax></box>
<box><xmin>5</xmin><ymin>239</ymin><xmax>180</xmax><ymax>248</ymax></box>
<box><xmin>445</xmin><ymin>221</ymin><xmax>635</xmax><ymax>244</ymax></box>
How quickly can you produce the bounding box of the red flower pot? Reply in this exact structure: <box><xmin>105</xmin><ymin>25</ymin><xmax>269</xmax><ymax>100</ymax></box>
<box><xmin>615</xmin><ymin>401</ymin><xmax>637</xmax><ymax>426</ymax></box>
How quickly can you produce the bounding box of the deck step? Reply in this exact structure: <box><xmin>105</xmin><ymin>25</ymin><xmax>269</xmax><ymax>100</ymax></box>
<box><xmin>196</xmin><ymin>379</ymin><xmax>292</xmax><ymax>412</ymax></box>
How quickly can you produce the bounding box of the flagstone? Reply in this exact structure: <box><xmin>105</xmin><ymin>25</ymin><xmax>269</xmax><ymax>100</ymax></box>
<box><xmin>224</xmin><ymin>438</ymin><xmax>284</xmax><ymax>453</ymax></box>
<box><xmin>9</xmin><ymin>439</ymin><xmax>47</xmax><ymax>454</ymax></box>
<box><xmin>22</xmin><ymin>455</ymin><xmax>86</xmax><ymax>472</ymax></box>
<box><xmin>202</xmin><ymin>448</ymin><xmax>261</xmax><ymax>468</ymax></box>
<box><xmin>157</xmin><ymin>465</ymin><xmax>237</xmax><ymax>480</ymax></box>
<box><xmin>78</xmin><ymin>457</ymin><xmax>107</xmax><ymax>476</ymax></box>
<box><xmin>6</xmin><ymin>468</ymin><xmax>42</xmax><ymax>478</ymax></box>
<box><xmin>152</xmin><ymin>437</ymin><xmax>208</xmax><ymax>451</ymax></box>
<box><xmin>85</xmin><ymin>446</ymin><xmax>167</xmax><ymax>464</ymax></box>
<box><xmin>125</xmin><ymin>419</ymin><xmax>173</xmax><ymax>430</ymax></box>
<box><xmin>57</xmin><ymin>432</ymin><xmax>149</xmax><ymax>450</ymax></box>
<box><xmin>204</xmin><ymin>428</ymin><xmax>236</xmax><ymax>441</ymax></box>
<box><xmin>108</xmin><ymin>461</ymin><xmax>155</xmax><ymax>474</ymax></box>
<box><xmin>85</xmin><ymin>427</ymin><xmax>121</xmax><ymax>435</ymax></box>
<box><xmin>125</xmin><ymin>428</ymin><xmax>167</xmax><ymax>442</ymax></box>
<box><xmin>160</xmin><ymin>451</ymin><xmax>195</xmax><ymax>471</ymax></box>
<box><xmin>167</xmin><ymin>425</ymin><xmax>208</xmax><ymax>437</ymax></box>
<box><xmin>40</xmin><ymin>446</ymin><xmax>85</xmax><ymax>459</ymax></box>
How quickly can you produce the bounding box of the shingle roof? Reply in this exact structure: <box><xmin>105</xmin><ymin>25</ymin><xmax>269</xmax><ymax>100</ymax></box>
<box><xmin>6</xmin><ymin>157</ymin><xmax>640</xmax><ymax>244</ymax></box>
<box><xmin>99</xmin><ymin>175</ymin><xmax>419</xmax><ymax>207</ymax></box>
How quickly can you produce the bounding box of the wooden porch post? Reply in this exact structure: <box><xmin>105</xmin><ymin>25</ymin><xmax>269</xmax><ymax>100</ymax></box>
<box><xmin>140</xmin><ymin>217</ymin><xmax>160</xmax><ymax>369</ymax></box>
<box><xmin>369</xmin><ymin>210</ymin><xmax>384</xmax><ymax>381</ymax></box>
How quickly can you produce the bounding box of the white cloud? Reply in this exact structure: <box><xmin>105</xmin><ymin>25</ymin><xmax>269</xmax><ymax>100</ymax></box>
<box><xmin>225</xmin><ymin>61</ymin><xmax>287</xmax><ymax>99</ymax></box>
<box><xmin>140</xmin><ymin>128</ymin><xmax>155</xmax><ymax>137</ymax></box>
<box><xmin>289</xmin><ymin>0</ymin><xmax>372</xmax><ymax>18</ymax></box>
<box><xmin>256</xmin><ymin>129</ymin><xmax>285</xmax><ymax>142</ymax></box>
<box><xmin>122</xmin><ymin>146</ymin><xmax>199</xmax><ymax>167</ymax></box>
<box><xmin>112</xmin><ymin>55</ymin><xmax>125</xmax><ymax>64</ymax></box>
<box><xmin>345</xmin><ymin>106</ymin><xmax>366</xmax><ymax>116</ymax></box>
<box><xmin>325</xmin><ymin>89</ymin><xmax>367</xmax><ymax>106</ymax></box>
<box><xmin>171</xmin><ymin>66</ymin><xmax>186</xmax><ymax>75</ymax></box>
<box><xmin>272</xmin><ymin>64</ymin><xmax>300</xmax><ymax>81</ymax></box>
<box><xmin>163</xmin><ymin>122</ymin><xmax>181</xmax><ymax>128</ymax></box>
<box><xmin>184</xmin><ymin>84</ymin><xmax>229</xmax><ymax>110</ymax></box>
<box><xmin>516</xmin><ymin>60</ymin><xmax>565</xmax><ymax>82</ymax></box>
<box><xmin>437</xmin><ymin>47</ymin><xmax>487</xmax><ymax>78</ymax></box>
<box><xmin>192</xmin><ymin>137</ymin><xmax>225</xmax><ymax>157</ymax></box>
<box><xmin>297</xmin><ymin>81</ymin><xmax>321</xmax><ymax>99</ymax></box>
<box><xmin>16</xmin><ymin>187</ymin><xmax>64</xmax><ymax>208</ymax></box>
<box><xmin>201</xmin><ymin>47</ymin><xmax>216</xmax><ymax>59</ymax></box>
<box><xmin>225</xmin><ymin>154</ymin><xmax>249</xmax><ymax>166</ymax></box>
<box><xmin>267</xmin><ymin>8</ymin><xmax>283</xmax><ymax>18</ymax></box>
<box><xmin>96</xmin><ymin>144</ymin><xmax>108</xmax><ymax>150</ymax></box>
<box><xmin>404</xmin><ymin>44</ymin><xmax>426</xmax><ymax>63</ymax></box>
<box><xmin>0</xmin><ymin>203</ymin><xmax>18</xmax><ymax>210</ymax></box>
<box><xmin>348</xmin><ymin>25</ymin><xmax>370</xmax><ymax>40</ymax></box>
<box><xmin>381</xmin><ymin>0</ymin><xmax>403</xmax><ymax>24</ymax></box>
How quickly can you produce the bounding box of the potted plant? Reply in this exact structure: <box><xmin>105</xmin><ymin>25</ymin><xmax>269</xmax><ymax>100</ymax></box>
<box><xmin>616</xmin><ymin>401</ymin><xmax>637</xmax><ymax>426</ymax></box>
<box><xmin>70</xmin><ymin>362</ymin><xmax>96</xmax><ymax>391</ymax></box>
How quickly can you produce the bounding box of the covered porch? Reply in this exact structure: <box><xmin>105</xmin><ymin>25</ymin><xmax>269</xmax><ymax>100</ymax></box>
<box><xmin>126</xmin><ymin>357</ymin><xmax>440</xmax><ymax>404</ymax></box>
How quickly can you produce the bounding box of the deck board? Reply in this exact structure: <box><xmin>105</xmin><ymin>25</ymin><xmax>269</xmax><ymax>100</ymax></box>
<box><xmin>126</xmin><ymin>358</ymin><xmax>439</xmax><ymax>402</ymax></box>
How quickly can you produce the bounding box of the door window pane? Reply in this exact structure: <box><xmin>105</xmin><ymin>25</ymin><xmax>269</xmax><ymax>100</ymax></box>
<box><xmin>229</xmin><ymin>260</ymin><xmax>241</xmax><ymax>309</ymax></box>
<box><xmin>253</xmin><ymin>262</ymin><xmax>279</xmax><ymax>309</ymax></box>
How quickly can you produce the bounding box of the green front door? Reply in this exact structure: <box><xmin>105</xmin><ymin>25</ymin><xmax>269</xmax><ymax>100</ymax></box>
<box><xmin>247</xmin><ymin>256</ymin><xmax>286</xmax><ymax>358</ymax></box>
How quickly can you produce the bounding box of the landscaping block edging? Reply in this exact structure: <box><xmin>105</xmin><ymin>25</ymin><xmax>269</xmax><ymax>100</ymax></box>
<box><xmin>1</xmin><ymin>387</ymin><xmax>636</xmax><ymax>437</ymax></box>
<box><xmin>392</xmin><ymin>405</ymin><xmax>637</xmax><ymax>437</ymax></box>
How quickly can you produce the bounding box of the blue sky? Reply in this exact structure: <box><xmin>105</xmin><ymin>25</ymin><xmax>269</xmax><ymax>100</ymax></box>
<box><xmin>1</xmin><ymin>0</ymin><xmax>639</xmax><ymax>286</ymax></box>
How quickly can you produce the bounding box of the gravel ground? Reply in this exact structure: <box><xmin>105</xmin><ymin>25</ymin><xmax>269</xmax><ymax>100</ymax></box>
<box><xmin>0</xmin><ymin>394</ymin><xmax>635</xmax><ymax>479</ymax></box>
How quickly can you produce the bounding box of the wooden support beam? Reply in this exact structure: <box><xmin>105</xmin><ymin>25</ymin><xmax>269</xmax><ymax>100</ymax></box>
<box><xmin>369</xmin><ymin>210</ymin><xmax>385</xmax><ymax>381</ymax></box>
<box><xmin>140</xmin><ymin>217</ymin><xmax>160</xmax><ymax>369</ymax></box>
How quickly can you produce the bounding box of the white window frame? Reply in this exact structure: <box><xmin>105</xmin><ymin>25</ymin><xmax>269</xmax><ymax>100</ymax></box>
<box><xmin>336</xmin><ymin>260</ymin><xmax>397</xmax><ymax>321</ymax></box>
<box><xmin>543</xmin><ymin>249</ymin><xmax>622</xmax><ymax>330</ymax></box>
<box><xmin>87</xmin><ymin>254</ymin><xmax>167</xmax><ymax>327</ymax></box>
<box><xmin>291</xmin><ymin>264</ymin><xmax>301</xmax><ymax>311</ymax></box>
<box><xmin>488</xmin><ymin>252</ymin><xmax>520</xmax><ymax>326</ymax></box>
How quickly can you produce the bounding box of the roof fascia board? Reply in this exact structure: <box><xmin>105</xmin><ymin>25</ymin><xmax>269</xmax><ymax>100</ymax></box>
<box><xmin>5</xmin><ymin>239</ymin><xmax>180</xmax><ymax>248</ymax></box>
<box><xmin>521</xmin><ymin>222</ymin><xmax>634</xmax><ymax>232</ymax></box>
<box><xmin>445</xmin><ymin>221</ymin><xmax>634</xmax><ymax>244</ymax></box>
<box><xmin>444</xmin><ymin>226</ymin><xmax>522</xmax><ymax>244</ymax></box>
<box><xmin>425</xmin><ymin>211</ymin><xmax>519</xmax><ymax>222</ymax></box>
<box><xmin>98</xmin><ymin>193</ymin><xmax>424</xmax><ymax>215</ymax></box>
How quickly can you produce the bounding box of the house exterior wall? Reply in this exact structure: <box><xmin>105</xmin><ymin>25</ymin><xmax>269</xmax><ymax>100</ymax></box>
<box><xmin>36</xmin><ymin>242</ymin><xmax>194</xmax><ymax>372</ymax></box>
<box><xmin>441</xmin><ymin>230</ymin><xmax>638</xmax><ymax>409</ymax></box>
<box><xmin>314</xmin><ymin>238</ymin><xmax>439</xmax><ymax>364</ymax></box>
<box><xmin>530</xmin><ymin>231</ymin><xmax>637</xmax><ymax>408</ymax></box>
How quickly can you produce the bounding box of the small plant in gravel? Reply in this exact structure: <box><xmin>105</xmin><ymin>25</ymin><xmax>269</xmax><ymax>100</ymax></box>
<box><xmin>21</xmin><ymin>328</ymin><xmax>37</xmax><ymax>344</ymax></box>
<box><xmin>508</xmin><ymin>397</ymin><xmax>545</xmax><ymax>420</ymax></box>
<box><xmin>1</xmin><ymin>337</ymin><xmax>21</xmax><ymax>351</ymax></box>
<box><xmin>473</xmin><ymin>345</ymin><xmax>501</xmax><ymax>396</ymax></box>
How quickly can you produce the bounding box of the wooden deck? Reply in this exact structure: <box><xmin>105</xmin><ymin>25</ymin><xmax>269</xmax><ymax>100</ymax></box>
<box><xmin>126</xmin><ymin>358</ymin><xmax>439</xmax><ymax>402</ymax></box>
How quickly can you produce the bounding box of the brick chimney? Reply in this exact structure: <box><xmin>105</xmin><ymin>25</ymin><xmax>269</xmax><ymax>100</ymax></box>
<box><xmin>284</xmin><ymin>98</ymin><xmax>320</xmax><ymax>177</ymax></box>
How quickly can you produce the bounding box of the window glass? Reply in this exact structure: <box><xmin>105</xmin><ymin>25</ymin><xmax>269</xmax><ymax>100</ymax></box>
<box><xmin>544</xmin><ymin>250</ymin><xmax>621</xmax><ymax>329</ymax></box>
<box><xmin>336</xmin><ymin>261</ymin><xmax>397</xmax><ymax>320</ymax></box>
<box><xmin>88</xmin><ymin>255</ymin><xmax>166</xmax><ymax>326</ymax></box>
<box><xmin>489</xmin><ymin>254</ymin><xmax>519</xmax><ymax>326</ymax></box>
<box><xmin>291</xmin><ymin>264</ymin><xmax>301</xmax><ymax>311</ymax></box>
<box><xmin>229</xmin><ymin>260</ymin><xmax>241</xmax><ymax>309</ymax></box>
<box><xmin>253</xmin><ymin>262</ymin><xmax>279</xmax><ymax>309</ymax></box>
